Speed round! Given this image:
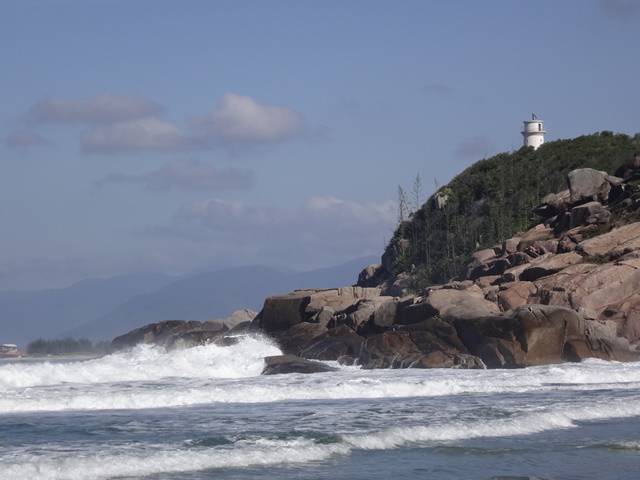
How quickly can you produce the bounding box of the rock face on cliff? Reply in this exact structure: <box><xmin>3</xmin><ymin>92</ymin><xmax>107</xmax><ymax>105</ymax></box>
<box><xmin>111</xmin><ymin>158</ymin><xmax>640</xmax><ymax>373</ymax></box>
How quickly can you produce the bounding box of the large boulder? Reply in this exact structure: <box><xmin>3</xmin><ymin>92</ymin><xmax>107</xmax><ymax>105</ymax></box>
<box><xmin>568</xmin><ymin>168</ymin><xmax>611</xmax><ymax>204</ymax></box>
<box><xmin>271</xmin><ymin>322</ymin><xmax>328</xmax><ymax>356</ymax></box>
<box><xmin>563</xmin><ymin>316</ymin><xmax>639</xmax><ymax>362</ymax></box>
<box><xmin>535</xmin><ymin>261</ymin><xmax>640</xmax><ymax>320</ymax></box>
<box><xmin>519</xmin><ymin>252</ymin><xmax>583</xmax><ymax>281</ymax></box>
<box><xmin>599</xmin><ymin>293</ymin><xmax>640</xmax><ymax>344</ymax></box>
<box><xmin>502</xmin><ymin>237</ymin><xmax>522</xmax><ymax>255</ymax></box>
<box><xmin>343</xmin><ymin>296</ymin><xmax>395</xmax><ymax>330</ymax></box>
<box><xmin>533</xmin><ymin>190</ymin><xmax>571</xmax><ymax>219</ymax></box>
<box><xmin>398</xmin><ymin>316</ymin><xmax>470</xmax><ymax>353</ymax></box>
<box><xmin>454</xmin><ymin>305</ymin><xmax>570</xmax><ymax>368</ymax></box>
<box><xmin>396</xmin><ymin>301</ymin><xmax>439</xmax><ymax>325</ymax></box>
<box><xmin>371</xmin><ymin>297</ymin><xmax>415</xmax><ymax>328</ymax></box>
<box><xmin>256</xmin><ymin>287</ymin><xmax>381</xmax><ymax>332</ymax></box>
<box><xmin>517</xmin><ymin>225</ymin><xmax>555</xmax><ymax>251</ymax></box>
<box><xmin>357</xmin><ymin>330</ymin><xmax>484</xmax><ymax>369</ymax></box>
<box><xmin>299</xmin><ymin>325</ymin><xmax>364</xmax><ymax>361</ymax></box>
<box><xmin>422</xmin><ymin>286</ymin><xmax>500</xmax><ymax>321</ymax></box>
<box><xmin>261</xmin><ymin>355</ymin><xmax>337</xmax><ymax>375</ymax></box>
<box><xmin>256</xmin><ymin>290</ymin><xmax>316</xmax><ymax>332</ymax></box>
<box><xmin>499</xmin><ymin>253</ymin><xmax>552</xmax><ymax>282</ymax></box>
<box><xmin>569</xmin><ymin>201</ymin><xmax>610</xmax><ymax>229</ymax></box>
<box><xmin>577</xmin><ymin>222</ymin><xmax>640</xmax><ymax>257</ymax></box>
<box><xmin>497</xmin><ymin>281</ymin><xmax>537</xmax><ymax>311</ymax></box>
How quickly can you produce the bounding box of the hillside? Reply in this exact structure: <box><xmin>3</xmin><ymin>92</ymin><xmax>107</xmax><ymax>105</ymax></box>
<box><xmin>383</xmin><ymin>131</ymin><xmax>640</xmax><ymax>289</ymax></box>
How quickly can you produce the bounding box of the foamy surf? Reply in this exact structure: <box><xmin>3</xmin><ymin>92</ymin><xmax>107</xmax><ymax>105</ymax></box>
<box><xmin>0</xmin><ymin>335</ymin><xmax>281</xmax><ymax>389</ymax></box>
<box><xmin>3</xmin><ymin>397</ymin><xmax>640</xmax><ymax>480</ymax></box>
<box><xmin>342</xmin><ymin>397</ymin><xmax>640</xmax><ymax>449</ymax></box>
<box><xmin>3</xmin><ymin>356</ymin><xmax>640</xmax><ymax>414</ymax></box>
<box><xmin>2</xmin><ymin>346</ymin><xmax>640</xmax><ymax>480</ymax></box>
<box><xmin>0</xmin><ymin>438</ymin><xmax>350</xmax><ymax>480</ymax></box>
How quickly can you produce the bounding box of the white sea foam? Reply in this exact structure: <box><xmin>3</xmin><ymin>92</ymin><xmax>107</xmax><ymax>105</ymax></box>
<box><xmin>605</xmin><ymin>440</ymin><xmax>640</xmax><ymax>450</ymax></box>
<box><xmin>0</xmin><ymin>438</ymin><xmax>350</xmax><ymax>480</ymax></box>
<box><xmin>343</xmin><ymin>397</ymin><xmax>640</xmax><ymax>449</ymax></box>
<box><xmin>2</xmin><ymin>336</ymin><xmax>640</xmax><ymax>414</ymax></box>
<box><xmin>0</xmin><ymin>335</ymin><xmax>280</xmax><ymax>389</ymax></box>
<box><xmin>4</xmin><ymin>398</ymin><xmax>640</xmax><ymax>479</ymax></box>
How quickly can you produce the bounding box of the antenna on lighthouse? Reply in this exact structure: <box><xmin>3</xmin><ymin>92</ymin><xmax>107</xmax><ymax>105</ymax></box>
<box><xmin>521</xmin><ymin>114</ymin><xmax>546</xmax><ymax>150</ymax></box>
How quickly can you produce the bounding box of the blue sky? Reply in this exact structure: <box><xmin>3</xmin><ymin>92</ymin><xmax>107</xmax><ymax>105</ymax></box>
<box><xmin>1</xmin><ymin>0</ymin><xmax>638</xmax><ymax>289</ymax></box>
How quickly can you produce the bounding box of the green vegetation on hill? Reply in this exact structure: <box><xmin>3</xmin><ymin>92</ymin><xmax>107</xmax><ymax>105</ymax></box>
<box><xmin>386</xmin><ymin>131</ymin><xmax>640</xmax><ymax>289</ymax></box>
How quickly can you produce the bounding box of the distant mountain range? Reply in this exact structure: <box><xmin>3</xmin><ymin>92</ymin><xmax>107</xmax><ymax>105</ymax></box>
<box><xmin>0</xmin><ymin>257</ymin><xmax>377</xmax><ymax>345</ymax></box>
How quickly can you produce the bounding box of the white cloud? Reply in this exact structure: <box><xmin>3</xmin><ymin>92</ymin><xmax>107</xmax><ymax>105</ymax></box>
<box><xmin>81</xmin><ymin>117</ymin><xmax>187</xmax><ymax>153</ymax></box>
<box><xmin>95</xmin><ymin>159</ymin><xmax>254</xmax><ymax>191</ymax></box>
<box><xmin>18</xmin><ymin>93</ymin><xmax>303</xmax><ymax>154</ymax></box>
<box><xmin>192</xmin><ymin>93</ymin><xmax>303</xmax><ymax>144</ymax></box>
<box><xmin>28</xmin><ymin>94</ymin><xmax>162</xmax><ymax>124</ymax></box>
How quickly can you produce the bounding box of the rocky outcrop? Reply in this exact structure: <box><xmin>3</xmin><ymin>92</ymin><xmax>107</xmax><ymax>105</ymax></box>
<box><xmin>421</xmin><ymin>286</ymin><xmax>500</xmax><ymax>320</ymax></box>
<box><xmin>568</xmin><ymin>168</ymin><xmax>611</xmax><ymax>204</ymax></box>
<box><xmin>247</xmin><ymin>165</ymin><xmax>640</xmax><ymax>371</ymax></box>
<box><xmin>254</xmin><ymin>287</ymin><xmax>381</xmax><ymax>332</ymax></box>
<box><xmin>300</xmin><ymin>325</ymin><xmax>364</xmax><ymax>361</ymax></box>
<box><xmin>563</xmin><ymin>315</ymin><xmax>638</xmax><ymax>362</ymax></box>
<box><xmin>454</xmin><ymin>305</ymin><xmax>571</xmax><ymax>368</ymax></box>
<box><xmin>111</xmin><ymin>320</ymin><xmax>227</xmax><ymax>350</ymax></box>
<box><xmin>497</xmin><ymin>281</ymin><xmax>537</xmax><ymax>310</ymax></box>
<box><xmin>356</xmin><ymin>328</ymin><xmax>485</xmax><ymax>370</ymax></box>
<box><xmin>519</xmin><ymin>252</ymin><xmax>583</xmax><ymax>281</ymax></box>
<box><xmin>112</xmin><ymin>163</ymin><xmax>640</xmax><ymax>372</ymax></box>
<box><xmin>577</xmin><ymin>222</ymin><xmax>640</xmax><ymax>257</ymax></box>
<box><xmin>270</xmin><ymin>322</ymin><xmax>329</xmax><ymax>356</ymax></box>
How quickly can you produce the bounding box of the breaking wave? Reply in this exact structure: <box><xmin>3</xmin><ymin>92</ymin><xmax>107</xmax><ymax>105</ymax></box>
<box><xmin>4</xmin><ymin>397</ymin><xmax>640</xmax><ymax>479</ymax></box>
<box><xmin>2</xmin><ymin>336</ymin><xmax>640</xmax><ymax>415</ymax></box>
<box><xmin>0</xmin><ymin>438</ymin><xmax>350</xmax><ymax>480</ymax></box>
<box><xmin>343</xmin><ymin>397</ymin><xmax>640</xmax><ymax>449</ymax></box>
<box><xmin>0</xmin><ymin>335</ymin><xmax>281</xmax><ymax>389</ymax></box>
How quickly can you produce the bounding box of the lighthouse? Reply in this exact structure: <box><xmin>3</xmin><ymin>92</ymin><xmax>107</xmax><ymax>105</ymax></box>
<box><xmin>522</xmin><ymin>113</ymin><xmax>546</xmax><ymax>150</ymax></box>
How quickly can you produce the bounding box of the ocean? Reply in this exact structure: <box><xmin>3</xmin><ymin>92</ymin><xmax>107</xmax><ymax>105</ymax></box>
<box><xmin>1</xmin><ymin>335</ymin><xmax>639</xmax><ymax>479</ymax></box>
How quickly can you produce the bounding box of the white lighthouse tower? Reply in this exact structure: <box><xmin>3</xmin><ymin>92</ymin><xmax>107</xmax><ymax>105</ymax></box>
<box><xmin>522</xmin><ymin>113</ymin><xmax>546</xmax><ymax>150</ymax></box>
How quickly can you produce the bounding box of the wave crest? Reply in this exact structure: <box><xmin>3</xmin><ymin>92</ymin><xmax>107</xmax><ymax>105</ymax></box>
<box><xmin>0</xmin><ymin>335</ymin><xmax>281</xmax><ymax>389</ymax></box>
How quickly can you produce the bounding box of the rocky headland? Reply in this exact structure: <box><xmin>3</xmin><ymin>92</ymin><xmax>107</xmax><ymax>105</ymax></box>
<box><xmin>111</xmin><ymin>136</ymin><xmax>640</xmax><ymax>374</ymax></box>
